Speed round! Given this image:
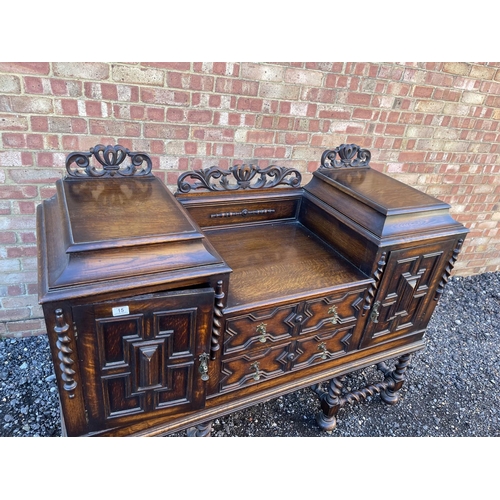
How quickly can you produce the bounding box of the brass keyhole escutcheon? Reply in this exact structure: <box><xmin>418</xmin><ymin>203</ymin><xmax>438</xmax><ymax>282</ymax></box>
<box><xmin>256</xmin><ymin>323</ymin><xmax>267</xmax><ymax>343</ymax></box>
<box><xmin>250</xmin><ymin>362</ymin><xmax>261</xmax><ymax>381</ymax></box>
<box><xmin>328</xmin><ymin>305</ymin><xmax>340</xmax><ymax>325</ymax></box>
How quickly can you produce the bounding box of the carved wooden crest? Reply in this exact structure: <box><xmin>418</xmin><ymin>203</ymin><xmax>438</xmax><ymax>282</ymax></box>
<box><xmin>320</xmin><ymin>144</ymin><xmax>371</xmax><ymax>169</ymax></box>
<box><xmin>177</xmin><ymin>164</ymin><xmax>302</xmax><ymax>193</ymax></box>
<box><xmin>65</xmin><ymin>144</ymin><xmax>153</xmax><ymax>178</ymax></box>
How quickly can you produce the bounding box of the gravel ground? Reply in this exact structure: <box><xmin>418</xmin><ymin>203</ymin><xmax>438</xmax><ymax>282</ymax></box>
<box><xmin>1</xmin><ymin>271</ymin><xmax>499</xmax><ymax>438</ymax></box>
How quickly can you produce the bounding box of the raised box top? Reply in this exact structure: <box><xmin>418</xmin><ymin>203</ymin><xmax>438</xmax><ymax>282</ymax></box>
<box><xmin>37</xmin><ymin>146</ymin><xmax>230</xmax><ymax>302</ymax></box>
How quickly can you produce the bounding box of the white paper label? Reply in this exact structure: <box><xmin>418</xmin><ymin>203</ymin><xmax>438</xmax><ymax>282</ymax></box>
<box><xmin>112</xmin><ymin>305</ymin><xmax>130</xmax><ymax>317</ymax></box>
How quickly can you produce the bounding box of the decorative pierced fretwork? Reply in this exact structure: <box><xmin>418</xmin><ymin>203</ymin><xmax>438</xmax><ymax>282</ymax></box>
<box><xmin>434</xmin><ymin>239</ymin><xmax>464</xmax><ymax>301</ymax></box>
<box><xmin>320</xmin><ymin>144</ymin><xmax>371</xmax><ymax>169</ymax></box>
<box><xmin>211</xmin><ymin>281</ymin><xmax>225</xmax><ymax>359</ymax></box>
<box><xmin>362</xmin><ymin>251</ymin><xmax>387</xmax><ymax>317</ymax></box>
<box><xmin>54</xmin><ymin>309</ymin><xmax>77</xmax><ymax>398</ymax></box>
<box><xmin>177</xmin><ymin>163</ymin><xmax>301</xmax><ymax>193</ymax></box>
<box><xmin>65</xmin><ymin>144</ymin><xmax>153</xmax><ymax>178</ymax></box>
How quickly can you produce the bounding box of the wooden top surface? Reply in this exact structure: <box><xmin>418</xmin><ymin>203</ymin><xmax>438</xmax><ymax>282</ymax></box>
<box><xmin>206</xmin><ymin>222</ymin><xmax>371</xmax><ymax>310</ymax></box>
<box><xmin>314</xmin><ymin>168</ymin><xmax>449</xmax><ymax>214</ymax></box>
<box><xmin>61</xmin><ymin>177</ymin><xmax>200</xmax><ymax>252</ymax></box>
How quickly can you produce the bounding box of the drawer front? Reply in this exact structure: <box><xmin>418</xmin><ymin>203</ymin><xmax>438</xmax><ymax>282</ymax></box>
<box><xmin>299</xmin><ymin>288</ymin><xmax>366</xmax><ymax>336</ymax></box>
<box><xmin>223</xmin><ymin>303</ymin><xmax>298</xmax><ymax>355</ymax></box>
<box><xmin>292</xmin><ymin>326</ymin><xmax>356</xmax><ymax>370</ymax></box>
<box><xmin>219</xmin><ymin>344</ymin><xmax>292</xmax><ymax>392</ymax></box>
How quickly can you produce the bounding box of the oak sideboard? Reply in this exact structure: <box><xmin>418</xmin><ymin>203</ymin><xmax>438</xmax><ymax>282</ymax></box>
<box><xmin>36</xmin><ymin>143</ymin><xmax>468</xmax><ymax>436</ymax></box>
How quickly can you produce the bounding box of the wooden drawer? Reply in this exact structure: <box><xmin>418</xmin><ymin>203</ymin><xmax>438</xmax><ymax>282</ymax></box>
<box><xmin>223</xmin><ymin>303</ymin><xmax>298</xmax><ymax>355</ymax></box>
<box><xmin>291</xmin><ymin>325</ymin><xmax>356</xmax><ymax>370</ymax></box>
<box><xmin>299</xmin><ymin>289</ymin><xmax>366</xmax><ymax>336</ymax></box>
<box><xmin>219</xmin><ymin>344</ymin><xmax>292</xmax><ymax>392</ymax></box>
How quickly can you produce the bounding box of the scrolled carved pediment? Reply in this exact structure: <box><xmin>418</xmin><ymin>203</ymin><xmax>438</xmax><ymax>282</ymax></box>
<box><xmin>65</xmin><ymin>144</ymin><xmax>153</xmax><ymax>178</ymax></box>
<box><xmin>177</xmin><ymin>163</ymin><xmax>302</xmax><ymax>193</ymax></box>
<box><xmin>320</xmin><ymin>144</ymin><xmax>371</xmax><ymax>169</ymax></box>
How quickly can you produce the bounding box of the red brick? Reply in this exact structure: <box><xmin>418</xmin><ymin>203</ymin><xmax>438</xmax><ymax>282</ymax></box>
<box><xmin>285</xmin><ymin>132</ymin><xmax>309</xmax><ymax>144</ymax></box>
<box><xmin>353</xmin><ymin>108</ymin><xmax>373</xmax><ymax>120</ymax></box>
<box><xmin>141</xmin><ymin>62</ymin><xmax>191</xmax><ymax>70</ymax></box>
<box><xmin>187</xmin><ymin>110</ymin><xmax>212</xmax><ymax>123</ymax></box>
<box><xmin>27</xmin><ymin>134</ymin><xmax>43</xmax><ymax>148</ymax></box>
<box><xmin>346</xmin><ymin>92</ymin><xmax>372</xmax><ymax>105</ymax></box>
<box><xmin>236</xmin><ymin>98</ymin><xmax>263</xmax><ymax>112</ymax></box>
<box><xmin>60</xmin><ymin>99</ymin><xmax>79</xmax><ymax>116</ymax></box>
<box><xmin>247</xmin><ymin>130</ymin><xmax>274</xmax><ymax>143</ymax></box>
<box><xmin>31</xmin><ymin>116</ymin><xmax>48</xmax><ymax>132</ymax></box>
<box><xmin>0</xmin><ymin>185</ymin><xmax>38</xmax><ymax>199</ymax></box>
<box><xmin>71</xmin><ymin>118</ymin><xmax>87</xmax><ymax>134</ymax></box>
<box><xmin>209</xmin><ymin>95</ymin><xmax>221</xmax><ymax>107</ymax></box>
<box><xmin>0</xmin><ymin>62</ymin><xmax>50</xmax><ymax>74</ymax></box>
<box><xmin>7</xmin><ymin>246</ymin><xmax>37</xmax><ymax>258</ymax></box>
<box><xmin>24</xmin><ymin>77</ymin><xmax>44</xmax><ymax>94</ymax></box>
<box><xmin>0</xmin><ymin>232</ymin><xmax>16</xmax><ymax>244</ymax></box>
<box><xmin>398</xmin><ymin>151</ymin><xmax>426</xmax><ymax>162</ymax></box>
<box><xmin>3</xmin><ymin>133</ymin><xmax>26</xmax><ymax>148</ymax></box>
<box><xmin>146</xmin><ymin>107</ymin><xmax>164</xmax><ymax>121</ymax></box>
<box><xmin>166</xmin><ymin>108</ymin><xmax>186</xmax><ymax>122</ymax></box>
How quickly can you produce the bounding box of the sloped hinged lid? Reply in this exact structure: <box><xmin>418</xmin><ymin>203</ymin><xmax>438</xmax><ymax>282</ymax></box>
<box><xmin>304</xmin><ymin>144</ymin><xmax>465</xmax><ymax>241</ymax></box>
<box><xmin>37</xmin><ymin>145</ymin><xmax>228</xmax><ymax>300</ymax></box>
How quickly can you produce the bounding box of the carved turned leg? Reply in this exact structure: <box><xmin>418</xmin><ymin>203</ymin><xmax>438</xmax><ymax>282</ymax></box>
<box><xmin>312</xmin><ymin>353</ymin><xmax>414</xmax><ymax>432</ymax></box>
<box><xmin>313</xmin><ymin>377</ymin><xmax>344</xmax><ymax>431</ymax></box>
<box><xmin>186</xmin><ymin>420</ymin><xmax>213</xmax><ymax>437</ymax></box>
<box><xmin>378</xmin><ymin>353</ymin><xmax>412</xmax><ymax>405</ymax></box>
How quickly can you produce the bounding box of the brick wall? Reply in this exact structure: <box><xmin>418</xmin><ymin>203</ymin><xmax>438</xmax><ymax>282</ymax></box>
<box><xmin>1</xmin><ymin>62</ymin><xmax>499</xmax><ymax>338</ymax></box>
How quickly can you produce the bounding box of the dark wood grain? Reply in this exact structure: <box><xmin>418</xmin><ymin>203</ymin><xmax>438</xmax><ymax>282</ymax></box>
<box><xmin>205</xmin><ymin>222</ymin><xmax>371</xmax><ymax>309</ymax></box>
<box><xmin>37</xmin><ymin>143</ymin><xmax>468</xmax><ymax>437</ymax></box>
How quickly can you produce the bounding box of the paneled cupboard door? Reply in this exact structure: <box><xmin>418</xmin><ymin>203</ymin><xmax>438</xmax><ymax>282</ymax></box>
<box><xmin>360</xmin><ymin>241</ymin><xmax>456</xmax><ymax>349</ymax></box>
<box><xmin>73</xmin><ymin>288</ymin><xmax>214</xmax><ymax>430</ymax></box>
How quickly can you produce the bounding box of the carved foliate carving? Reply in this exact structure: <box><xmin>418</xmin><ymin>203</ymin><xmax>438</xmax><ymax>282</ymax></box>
<box><xmin>65</xmin><ymin>144</ymin><xmax>153</xmax><ymax>178</ymax></box>
<box><xmin>320</xmin><ymin>144</ymin><xmax>371</xmax><ymax>169</ymax></box>
<box><xmin>177</xmin><ymin>163</ymin><xmax>301</xmax><ymax>192</ymax></box>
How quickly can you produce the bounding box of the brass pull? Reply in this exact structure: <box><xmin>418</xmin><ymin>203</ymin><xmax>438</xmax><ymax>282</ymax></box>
<box><xmin>328</xmin><ymin>305</ymin><xmax>340</xmax><ymax>325</ymax></box>
<box><xmin>199</xmin><ymin>353</ymin><xmax>210</xmax><ymax>381</ymax></box>
<box><xmin>250</xmin><ymin>362</ymin><xmax>261</xmax><ymax>381</ymax></box>
<box><xmin>370</xmin><ymin>301</ymin><xmax>381</xmax><ymax>323</ymax></box>
<box><xmin>318</xmin><ymin>342</ymin><xmax>329</xmax><ymax>360</ymax></box>
<box><xmin>256</xmin><ymin>323</ymin><xmax>267</xmax><ymax>343</ymax></box>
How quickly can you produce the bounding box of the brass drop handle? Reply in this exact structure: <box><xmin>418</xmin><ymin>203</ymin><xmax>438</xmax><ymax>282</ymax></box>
<box><xmin>256</xmin><ymin>323</ymin><xmax>267</xmax><ymax>343</ymax></box>
<box><xmin>250</xmin><ymin>362</ymin><xmax>261</xmax><ymax>381</ymax></box>
<box><xmin>328</xmin><ymin>305</ymin><xmax>340</xmax><ymax>325</ymax></box>
<box><xmin>370</xmin><ymin>301</ymin><xmax>381</xmax><ymax>323</ymax></box>
<box><xmin>318</xmin><ymin>342</ymin><xmax>329</xmax><ymax>360</ymax></box>
<box><xmin>199</xmin><ymin>353</ymin><xmax>210</xmax><ymax>381</ymax></box>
